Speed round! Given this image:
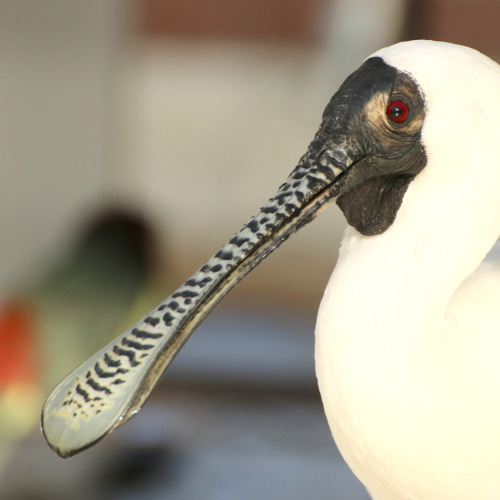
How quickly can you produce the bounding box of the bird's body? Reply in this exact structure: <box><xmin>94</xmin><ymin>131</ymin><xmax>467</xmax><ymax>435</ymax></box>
<box><xmin>42</xmin><ymin>40</ymin><xmax>500</xmax><ymax>500</ymax></box>
<box><xmin>317</xmin><ymin>232</ymin><xmax>500</xmax><ymax>499</ymax></box>
<box><xmin>316</xmin><ymin>42</ymin><xmax>500</xmax><ymax>499</ymax></box>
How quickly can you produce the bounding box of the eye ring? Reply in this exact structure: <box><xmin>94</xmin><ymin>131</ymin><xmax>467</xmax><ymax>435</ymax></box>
<box><xmin>386</xmin><ymin>100</ymin><xmax>409</xmax><ymax>124</ymax></box>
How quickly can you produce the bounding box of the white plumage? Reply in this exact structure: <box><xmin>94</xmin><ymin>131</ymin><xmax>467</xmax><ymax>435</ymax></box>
<box><xmin>315</xmin><ymin>41</ymin><xmax>500</xmax><ymax>499</ymax></box>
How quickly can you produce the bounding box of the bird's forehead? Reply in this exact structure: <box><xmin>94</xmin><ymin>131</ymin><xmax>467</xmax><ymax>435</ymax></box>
<box><xmin>335</xmin><ymin>57</ymin><xmax>396</xmax><ymax>102</ymax></box>
<box><xmin>323</xmin><ymin>57</ymin><xmax>397</xmax><ymax>122</ymax></box>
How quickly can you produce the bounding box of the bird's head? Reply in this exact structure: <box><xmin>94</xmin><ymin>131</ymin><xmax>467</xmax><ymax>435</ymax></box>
<box><xmin>307</xmin><ymin>52</ymin><xmax>427</xmax><ymax>235</ymax></box>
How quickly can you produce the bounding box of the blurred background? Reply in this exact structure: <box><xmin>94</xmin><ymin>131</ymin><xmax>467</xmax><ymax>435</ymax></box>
<box><xmin>1</xmin><ymin>0</ymin><xmax>500</xmax><ymax>498</ymax></box>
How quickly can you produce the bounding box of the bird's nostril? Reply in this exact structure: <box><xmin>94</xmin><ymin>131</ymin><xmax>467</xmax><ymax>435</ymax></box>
<box><xmin>316</xmin><ymin>145</ymin><xmax>328</xmax><ymax>160</ymax></box>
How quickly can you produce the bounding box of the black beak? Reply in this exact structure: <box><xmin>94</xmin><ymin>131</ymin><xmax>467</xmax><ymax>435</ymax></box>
<box><xmin>41</xmin><ymin>118</ymin><xmax>360</xmax><ymax>458</ymax></box>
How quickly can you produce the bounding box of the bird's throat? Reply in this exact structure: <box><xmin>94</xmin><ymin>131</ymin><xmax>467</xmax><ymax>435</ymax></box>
<box><xmin>336</xmin><ymin>174</ymin><xmax>414</xmax><ymax>236</ymax></box>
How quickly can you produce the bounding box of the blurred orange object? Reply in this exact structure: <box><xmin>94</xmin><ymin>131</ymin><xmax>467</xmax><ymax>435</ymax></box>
<box><xmin>0</xmin><ymin>301</ymin><xmax>39</xmax><ymax>389</ymax></box>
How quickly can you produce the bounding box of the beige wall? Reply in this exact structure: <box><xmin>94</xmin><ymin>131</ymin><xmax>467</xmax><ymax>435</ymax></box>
<box><xmin>0</xmin><ymin>0</ymin><xmax>130</xmax><ymax>298</ymax></box>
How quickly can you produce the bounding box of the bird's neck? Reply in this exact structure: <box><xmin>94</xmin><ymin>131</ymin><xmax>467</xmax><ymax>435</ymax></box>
<box><xmin>321</xmin><ymin>167</ymin><xmax>500</xmax><ymax>347</ymax></box>
<box><xmin>347</xmin><ymin>154</ymin><xmax>500</xmax><ymax>313</ymax></box>
<box><xmin>324</xmin><ymin>224</ymin><xmax>450</xmax><ymax>340</ymax></box>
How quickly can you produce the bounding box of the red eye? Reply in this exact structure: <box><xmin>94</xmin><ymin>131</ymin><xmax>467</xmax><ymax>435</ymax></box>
<box><xmin>386</xmin><ymin>100</ymin><xmax>409</xmax><ymax>124</ymax></box>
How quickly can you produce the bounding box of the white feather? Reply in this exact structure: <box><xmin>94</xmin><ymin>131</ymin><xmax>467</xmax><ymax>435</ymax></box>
<box><xmin>315</xmin><ymin>41</ymin><xmax>500</xmax><ymax>499</ymax></box>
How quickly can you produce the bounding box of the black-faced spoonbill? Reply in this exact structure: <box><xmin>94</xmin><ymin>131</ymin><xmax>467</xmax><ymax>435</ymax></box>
<box><xmin>42</xmin><ymin>40</ymin><xmax>500</xmax><ymax>499</ymax></box>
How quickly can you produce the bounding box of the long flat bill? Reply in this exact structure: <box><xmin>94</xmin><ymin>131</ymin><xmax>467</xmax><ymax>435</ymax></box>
<box><xmin>41</xmin><ymin>129</ymin><xmax>344</xmax><ymax>458</ymax></box>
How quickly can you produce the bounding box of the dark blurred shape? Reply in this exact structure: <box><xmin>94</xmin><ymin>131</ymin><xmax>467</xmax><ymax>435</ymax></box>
<box><xmin>36</xmin><ymin>207</ymin><xmax>161</xmax><ymax>392</ymax></box>
<box><xmin>68</xmin><ymin>208</ymin><xmax>156</xmax><ymax>296</ymax></box>
<box><xmin>404</xmin><ymin>0</ymin><xmax>500</xmax><ymax>57</ymax></box>
<box><xmin>139</xmin><ymin>0</ymin><xmax>327</xmax><ymax>45</ymax></box>
<box><xmin>99</xmin><ymin>444</ymin><xmax>183</xmax><ymax>496</ymax></box>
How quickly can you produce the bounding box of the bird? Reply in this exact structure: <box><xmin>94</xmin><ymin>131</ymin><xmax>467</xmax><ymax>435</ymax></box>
<box><xmin>0</xmin><ymin>209</ymin><xmax>158</xmax><ymax>474</ymax></box>
<box><xmin>41</xmin><ymin>40</ymin><xmax>500</xmax><ymax>499</ymax></box>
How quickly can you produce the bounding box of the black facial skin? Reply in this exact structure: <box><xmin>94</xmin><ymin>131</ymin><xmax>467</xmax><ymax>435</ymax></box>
<box><xmin>317</xmin><ymin>57</ymin><xmax>427</xmax><ymax>236</ymax></box>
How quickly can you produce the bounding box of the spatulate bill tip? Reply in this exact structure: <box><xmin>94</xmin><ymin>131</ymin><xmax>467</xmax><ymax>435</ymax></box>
<box><xmin>40</xmin><ymin>369</ymin><xmax>121</xmax><ymax>458</ymax></box>
<box><xmin>41</xmin><ymin>422</ymin><xmax>104</xmax><ymax>459</ymax></box>
<box><xmin>41</xmin><ymin>400</ymin><xmax>117</xmax><ymax>458</ymax></box>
